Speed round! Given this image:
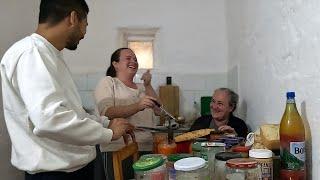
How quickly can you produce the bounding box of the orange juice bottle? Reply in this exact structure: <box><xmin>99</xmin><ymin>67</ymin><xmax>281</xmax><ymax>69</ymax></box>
<box><xmin>280</xmin><ymin>92</ymin><xmax>306</xmax><ymax>180</ymax></box>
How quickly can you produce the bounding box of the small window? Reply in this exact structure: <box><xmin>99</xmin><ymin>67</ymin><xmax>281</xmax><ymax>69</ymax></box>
<box><xmin>119</xmin><ymin>28</ymin><xmax>158</xmax><ymax>69</ymax></box>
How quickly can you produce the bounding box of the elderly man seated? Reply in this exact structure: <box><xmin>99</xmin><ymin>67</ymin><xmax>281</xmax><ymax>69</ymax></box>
<box><xmin>190</xmin><ymin>88</ymin><xmax>248</xmax><ymax>138</ymax></box>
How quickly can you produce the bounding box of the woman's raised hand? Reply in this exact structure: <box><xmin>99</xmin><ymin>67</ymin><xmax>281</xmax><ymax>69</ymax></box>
<box><xmin>141</xmin><ymin>70</ymin><xmax>152</xmax><ymax>86</ymax></box>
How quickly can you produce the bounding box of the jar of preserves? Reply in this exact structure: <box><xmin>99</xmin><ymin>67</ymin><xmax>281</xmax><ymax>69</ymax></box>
<box><xmin>152</xmin><ymin>132</ymin><xmax>168</xmax><ymax>153</ymax></box>
<box><xmin>225</xmin><ymin>158</ymin><xmax>261</xmax><ymax>180</ymax></box>
<box><xmin>174</xmin><ymin>157</ymin><xmax>209</xmax><ymax>180</ymax></box>
<box><xmin>214</xmin><ymin>152</ymin><xmax>245</xmax><ymax>180</ymax></box>
<box><xmin>133</xmin><ymin>155</ymin><xmax>167</xmax><ymax>180</ymax></box>
<box><xmin>158</xmin><ymin>140</ymin><xmax>177</xmax><ymax>156</ymax></box>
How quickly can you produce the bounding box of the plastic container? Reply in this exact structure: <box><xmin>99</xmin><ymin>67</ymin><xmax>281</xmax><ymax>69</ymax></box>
<box><xmin>133</xmin><ymin>155</ymin><xmax>167</xmax><ymax>180</ymax></box>
<box><xmin>174</xmin><ymin>157</ymin><xmax>209</xmax><ymax>180</ymax></box>
<box><xmin>249</xmin><ymin>149</ymin><xmax>273</xmax><ymax>180</ymax></box>
<box><xmin>214</xmin><ymin>152</ymin><xmax>245</xmax><ymax>180</ymax></box>
<box><xmin>226</xmin><ymin>158</ymin><xmax>261</xmax><ymax>180</ymax></box>
<box><xmin>167</xmin><ymin>154</ymin><xmax>192</xmax><ymax>180</ymax></box>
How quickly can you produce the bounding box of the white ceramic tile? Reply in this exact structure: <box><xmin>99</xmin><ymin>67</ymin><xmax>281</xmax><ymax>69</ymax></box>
<box><xmin>72</xmin><ymin>74</ymin><xmax>88</xmax><ymax>91</ymax></box>
<box><xmin>87</xmin><ymin>72</ymin><xmax>104</xmax><ymax>91</ymax></box>
<box><xmin>79</xmin><ymin>91</ymin><xmax>95</xmax><ymax>110</ymax></box>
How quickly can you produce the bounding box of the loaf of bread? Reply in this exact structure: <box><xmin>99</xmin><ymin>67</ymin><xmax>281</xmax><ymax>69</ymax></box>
<box><xmin>174</xmin><ymin>129</ymin><xmax>214</xmax><ymax>142</ymax></box>
<box><xmin>254</xmin><ymin>128</ymin><xmax>261</xmax><ymax>143</ymax></box>
<box><xmin>260</xmin><ymin>124</ymin><xmax>280</xmax><ymax>150</ymax></box>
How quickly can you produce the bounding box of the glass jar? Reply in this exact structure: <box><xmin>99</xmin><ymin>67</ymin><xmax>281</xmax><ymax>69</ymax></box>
<box><xmin>174</xmin><ymin>157</ymin><xmax>209</xmax><ymax>180</ymax></box>
<box><xmin>191</xmin><ymin>142</ymin><xmax>202</xmax><ymax>157</ymax></box>
<box><xmin>249</xmin><ymin>149</ymin><xmax>273</xmax><ymax>180</ymax></box>
<box><xmin>167</xmin><ymin>154</ymin><xmax>192</xmax><ymax>180</ymax></box>
<box><xmin>231</xmin><ymin>146</ymin><xmax>250</xmax><ymax>158</ymax></box>
<box><xmin>225</xmin><ymin>158</ymin><xmax>260</xmax><ymax>180</ymax></box>
<box><xmin>133</xmin><ymin>155</ymin><xmax>167</xmax><ymax>180</ymax></box>
<box><xmin>158</xmin><ymin>140</ymin><xmax>177</xmax><ymax>156</ymax></box>
<box><xmin>214</xmin><ymin>152</ymin><xmax>245</xmax><ymax>180</ymax></box>
<box><xmin>200</xmin><ymin>142</ymin><xmax>226</xmax><ymax>161</ymax></box>
<box><xmin>152</xmin><ymin>132</ymin><xmax>168</xmax><ymax>153</ymax></box>
<box><xmin>200</xmin><ymin>142</ymin><xmax>225</xmax><ymax>177</ymax></box>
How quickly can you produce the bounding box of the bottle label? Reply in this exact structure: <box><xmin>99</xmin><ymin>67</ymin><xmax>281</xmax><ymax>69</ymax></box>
<box><xmin>290</xmin><ymin>141</ymin><xmax>305</xmax><ymax>162</ymax></box>
<box><xmin>281</xmin><ymin>141</ymin><xmax>305</xmax><ymax>170</ymax></box>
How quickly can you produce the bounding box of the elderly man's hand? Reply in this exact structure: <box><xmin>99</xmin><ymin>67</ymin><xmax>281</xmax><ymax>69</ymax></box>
<box><xmin>108</xmin><ymin>118</ymin><xmax>134</xmax><ymax>141</ymax></box>
<box><xmin>218</xmin><ymin>125</ymin><xmax>236</xmax><ymax>134</ymax></box>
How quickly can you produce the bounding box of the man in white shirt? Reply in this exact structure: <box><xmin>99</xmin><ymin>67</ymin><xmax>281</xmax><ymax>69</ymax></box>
<box><xmin>0</xmin><ymin>0</ymin><xmax>133</xmax><ymax>179</ymax></box>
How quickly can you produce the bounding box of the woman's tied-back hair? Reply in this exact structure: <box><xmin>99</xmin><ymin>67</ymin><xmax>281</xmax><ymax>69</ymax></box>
<box><xmin>106</xmin><ymin>48</ymin><xmax>131</xmax><ymax>77</ymax></box>
<box><xmin>215</xmin><ymin>88</ymin><xmax>239</xmax><ymax>113</ymax></box>
<box><xmin>39</xmin><ymin>0</ymin><xmax>89</xmax><ymax>26</ymax></box>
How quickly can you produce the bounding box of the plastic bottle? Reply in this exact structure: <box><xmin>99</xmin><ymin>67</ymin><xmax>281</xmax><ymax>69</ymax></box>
<box><xmin>279</xmin><ymin>92</ymin><xmax>306</xmax><ymax>180</ymax></box>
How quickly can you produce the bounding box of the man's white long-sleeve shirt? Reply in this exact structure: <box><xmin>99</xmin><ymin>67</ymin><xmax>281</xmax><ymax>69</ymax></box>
<box><xmin>0</xmin><ymin>33</ymin><xmax>113</xmax><ymax>173</ymax></box>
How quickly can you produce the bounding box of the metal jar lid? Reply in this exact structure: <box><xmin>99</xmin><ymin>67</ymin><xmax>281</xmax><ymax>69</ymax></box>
<box><xmin>215</xmin><ymin>152</ymin><xmax>245</xmax><ymax>161</ymax></box>
<box><xmin>226</xmin><ymin>158</ymin><xmax>258</xmax><ymax>169</ymax></box>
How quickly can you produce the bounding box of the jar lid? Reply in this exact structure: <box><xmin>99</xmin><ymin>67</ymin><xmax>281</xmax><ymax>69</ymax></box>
<box><xmin>249</xmin><ymin>149</ymin><xmax>273</xmax><ymax>158</ymax></box>
<box><xmin>226</xmin><ymin>158</ymin><xmax>257</xmax><ymax>169</ymax></box>
<box><xmin>133</xmin><ymin>156</ymin><xmax>165</xmax><ymax>172</ymax></box>
<box><xmin>215</xmin><ymin>152</ymin><xmax>245</xmax><ymax>161</ymax></box>
<box><xmin>168</xmin><ymin>153</ymin><xmax>192</xmax><ymax>162</ymax></box>
<box><xmin>174</xmin><ymin>157</ymin><xmax>206</xmax><ymax>171</ymax></box>
<box><xmin>201</xmin><ymin>142</ymin><xmax>226</xmax><ymax>147</ymax></box>
<box><xmin>232</xmin><ymin>146</ymin><xmax>250</xmax><ymax>153</ymax></box>
<box><xmin>140</xmin><ymin>154</ymin><xmax>167</xmax><ymax>160</ymax></box>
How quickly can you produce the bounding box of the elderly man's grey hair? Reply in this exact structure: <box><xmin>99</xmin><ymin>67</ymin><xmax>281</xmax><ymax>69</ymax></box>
<box><xmin>215</xmin><ymin>88</ymin><xmax>239</xmax><ymax>112</ymax></box>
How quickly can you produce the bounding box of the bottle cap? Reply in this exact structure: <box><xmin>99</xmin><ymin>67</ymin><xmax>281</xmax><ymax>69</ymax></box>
<box><xmin>286</xmin><ymin>92</ymin><xmax>295</xmax><ymax>98</ymax></box>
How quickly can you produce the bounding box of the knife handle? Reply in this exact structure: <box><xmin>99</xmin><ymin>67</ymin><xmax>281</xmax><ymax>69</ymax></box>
<box><xmin>151</xmin><ymin>99</ymin><xmax>161</xmax><ymax>107</ymax></box>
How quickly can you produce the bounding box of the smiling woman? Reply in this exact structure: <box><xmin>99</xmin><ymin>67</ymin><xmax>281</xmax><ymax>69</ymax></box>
<box><xmin>94</xmin><ymin>48</ymin><xmax>161</xmax><ymax>179</ymax></box>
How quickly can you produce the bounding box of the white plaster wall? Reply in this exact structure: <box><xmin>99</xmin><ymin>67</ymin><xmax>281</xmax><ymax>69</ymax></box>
<box><xmin>63</xmin><ymin>0</ymin><xmax>228</xmax><ymax>74</ymax></box>
<box><xmin>0</xmin><ymin>1</ymin><xmax>39</xmax><ymax>180</ymax></box>
<box><xmin>225</xmin><ymin>0</ymin><xmax>319</xmax><ymax>179</ymax></box>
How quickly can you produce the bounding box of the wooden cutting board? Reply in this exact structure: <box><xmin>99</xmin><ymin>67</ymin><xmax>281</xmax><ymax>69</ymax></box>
<box><xmin>159</xmin><ymin>85</ymin><xmax>179</xmax><ymax>124</ymax></box>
